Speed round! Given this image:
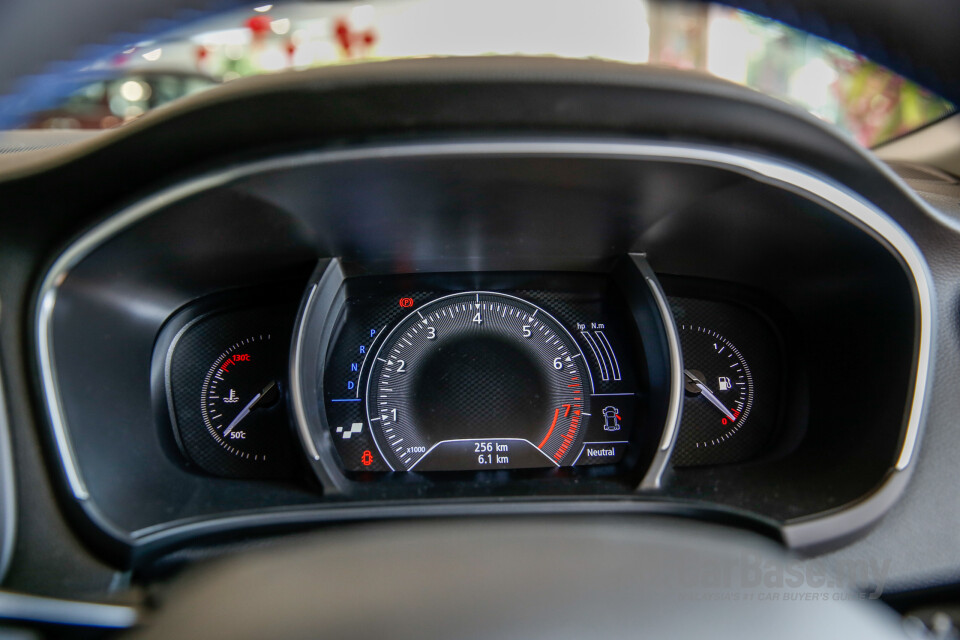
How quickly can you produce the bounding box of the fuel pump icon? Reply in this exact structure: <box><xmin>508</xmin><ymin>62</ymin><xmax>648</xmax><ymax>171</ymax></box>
<box><xmin>602</xmin><ymin>406</ymin><xmax>621</xmax><ymax>431</ymax></box>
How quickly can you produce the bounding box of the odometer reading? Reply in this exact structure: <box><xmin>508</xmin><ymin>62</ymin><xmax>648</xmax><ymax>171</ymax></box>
<box><xmin>365</xmin><ymin>292</ymin><xmax>593</xmax><ymax>471</ymax></box>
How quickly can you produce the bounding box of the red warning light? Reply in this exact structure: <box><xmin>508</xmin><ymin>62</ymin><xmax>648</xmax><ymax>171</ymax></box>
<box><xmin>361</xmin><ymin>450</ymin><xmax>374</xmax><ymax>466</ymax></box>
<box><xmin>398</xmin><ymin>297</ymin><xmax>414</xmax><ymax>308</ymax></box>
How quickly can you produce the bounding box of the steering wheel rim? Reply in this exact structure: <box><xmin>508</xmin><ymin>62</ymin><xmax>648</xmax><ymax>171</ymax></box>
<box><xmin>128</xmin><ymin>517</ymin><xmax>909</xmax><ymax>640</ymax></box>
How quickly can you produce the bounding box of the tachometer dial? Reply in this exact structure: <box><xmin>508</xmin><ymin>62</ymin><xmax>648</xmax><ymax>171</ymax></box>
<box><xmin>677</xmin><ymin>325</ymin><xmax>753</xmax><ymax>449</ymax></box>
<box><xmin>365</xmin><ymin>292</ymin><xmax>592</xmax><ymax>471</ymax></box>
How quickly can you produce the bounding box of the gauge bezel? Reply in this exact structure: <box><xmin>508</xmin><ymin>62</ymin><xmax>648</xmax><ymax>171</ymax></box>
<box><xmin>660</xmin><ymin>275</ymin><xmax>806</xmax><ymax>468</ymax></box>
<box><xmin>291</xmin><ymin>258</ymin><xmax>680</xmax><ymax>496</ymax></box>
<box><xmin>152</xmin><ymin>284</ymin><xmax>304</xmax><ymax>479</ymax></box>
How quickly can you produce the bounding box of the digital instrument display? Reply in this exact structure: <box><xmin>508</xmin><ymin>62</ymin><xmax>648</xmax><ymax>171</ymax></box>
<box><xmin>321</xmin><ymin>275</ymin><xmax>640</xmax><ymax>473</ymax></box>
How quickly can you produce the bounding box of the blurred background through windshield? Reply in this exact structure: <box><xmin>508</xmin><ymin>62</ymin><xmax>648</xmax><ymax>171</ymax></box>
<box><xmin>9</xmin><ymin>0</ymin><xmax>954</xmax><ymax>147</ymax></box>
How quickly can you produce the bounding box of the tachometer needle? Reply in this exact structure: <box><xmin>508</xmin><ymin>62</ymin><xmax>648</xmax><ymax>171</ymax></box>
<box><xmin>684</xmin><ymin>369</ymin><xmax>736</xmax><ymax>422</ymax></box>
<box><xmin>222</xmin><ymin>381</ymin><xmax>277</xmax><ymax>436</ymax></box>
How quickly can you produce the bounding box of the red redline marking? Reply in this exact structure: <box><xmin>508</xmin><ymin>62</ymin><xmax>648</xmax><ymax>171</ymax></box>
<box><xmin>539</xmin><ymin>408</ymin><xmax>560</xmax><ymax>449</ymax></box>
<box><xmin>554</xmin><ymin>414</ymin><xmax>581</xmax><ymax>460</ymax></box>
<box><xmin>567</xmin><ymin>384</ymin><xmax>580</xmax><ymax>388</ymax></box>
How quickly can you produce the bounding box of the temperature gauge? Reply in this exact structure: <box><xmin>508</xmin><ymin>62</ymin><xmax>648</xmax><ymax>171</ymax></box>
<box><xmin>162</xmin><ymin>301</ymin><xmax>298</xmax><ymax>479</ymax></box>
<box><xmin>200</xmin><ymin>335</ymin><xmax>284</xmax><ymax>462</ymax></box>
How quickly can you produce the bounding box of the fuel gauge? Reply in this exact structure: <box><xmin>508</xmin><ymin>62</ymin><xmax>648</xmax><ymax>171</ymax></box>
<box><xmin>667</xmin><ymin>294</ymin><xmax>784</xmax><ymax>468</ymax></box>
<box><xmin>676</xmin><ymin>325</ymin><xmax>756</xmax><ymax>463</ymax></box>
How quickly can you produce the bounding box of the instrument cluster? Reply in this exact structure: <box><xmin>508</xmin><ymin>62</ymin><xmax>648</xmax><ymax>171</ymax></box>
<box><xmin>158</xmin><ymin>263</ymin><xmax>790</xmax><ymax>487</ymax></box>
<box><xmin>320</xmin><ymin>274</ymin><xmax>640</xmax><ymax>475</ymax></box>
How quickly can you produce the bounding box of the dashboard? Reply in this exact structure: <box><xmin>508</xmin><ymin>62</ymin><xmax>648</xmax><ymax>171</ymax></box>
<box><xmin>32</xmin><ymin>131</ymin><xmax>926</xmax><ymax>565</ymax></box>
<box><xmin>3</xmin><ymin>58</ymin><xmax>959</xmax><ymax>617</ymax></box>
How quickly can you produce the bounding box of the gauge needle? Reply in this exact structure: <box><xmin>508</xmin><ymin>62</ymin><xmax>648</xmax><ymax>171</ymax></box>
<box><xmin>223</xmin><ymin>381</ymin><xmax>277</xmax><ymax>436</ymax></box>
<box><xmin>683</xmin><ymin>369</ymin><xmax>736</xmax><ymax>422</ymax></box>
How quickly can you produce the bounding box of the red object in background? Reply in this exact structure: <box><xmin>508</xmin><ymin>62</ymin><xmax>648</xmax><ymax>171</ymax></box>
<box><xmin>361</xmin><ymin>450</ymin><xmax>374</xmax><ymax>466</ymax></box>
<box><xmin>334</xmin><ymin>18</ymin><xmax>351</xmax><ymax>54</ymax></box>
<box><xmin>195</xmin><ymin>45</ymin><xmax>209</xmax><ymax>64</ymax></box>
<box><xmin>246</xmin><ymin>14</ymin><xmax>272</xmax><ymax>42</ymax></box>
<box><xmin>333</xmin><ymin>16</ymin><xmax>377</xmax><ymax>58</ymax></box>
<box><xmin>398</xmin><ymin>297</ymin><xmax>414</xmax><ymax>308</ymax></box>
